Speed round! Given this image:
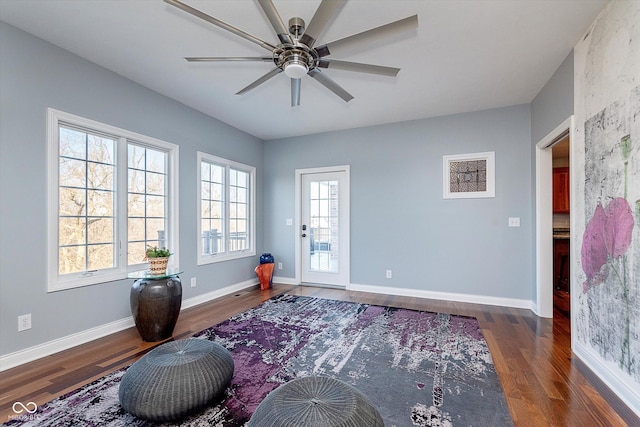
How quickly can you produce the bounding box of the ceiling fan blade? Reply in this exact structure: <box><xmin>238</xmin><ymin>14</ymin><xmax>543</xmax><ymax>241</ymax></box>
<box><xmin>315</xmin><ymin>15</ymin><xmax>418</xmax><ymax>57</ymax></box>
<box><xmin>317</xmin><ymin>59</ymin><xmax>400</xmax><ymax>77</ymax></box>
<box><xmin>185</xmin><ymin>57</ymin><xmax>273</xmax><ymax>62</ymax></box>
<box><xmin>257</xmin><ymin>0</ymin><xmax>292</xmax><ymax>44</ymax></box>
<box><xmin>307</xmin><ymin>69</ymin><xmax>353</xmax><ymax>102</ymax></box>
<box><xmin>291</xmin><ymin>78</ymin><xmax>301</xmax><ymax>107</ymax></box>
<box><xmin>164</xmin><ymin>0</ymin><xmax>277</xmax><ymax>52</ymax></box>
<box><xmin>236</xmin><ymin>67</ymin><xmax>283</xmax><ymax>95</ymax></box>
<box><xmin>299</xmin><ymin>0</ymin><xmax>347</xmax><ymax>48</ymax></box>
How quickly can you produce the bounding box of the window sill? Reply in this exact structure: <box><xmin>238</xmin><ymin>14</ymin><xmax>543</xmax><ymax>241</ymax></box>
<box><xmin>197</xmin><ymin>250</ymin><xmax>256</xmax><ymax>266</ymax></box>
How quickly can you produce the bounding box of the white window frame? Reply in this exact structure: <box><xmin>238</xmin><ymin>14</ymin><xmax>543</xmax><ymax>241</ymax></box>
<box><xmin>197</xmin><ymin>151</ymin><xmax>255</xmax><ymax>265</ymax></box>
<box><xmin>47</xmin><ymin>108</ymin><xmax>179</xmax><ymax>292</ymax></box>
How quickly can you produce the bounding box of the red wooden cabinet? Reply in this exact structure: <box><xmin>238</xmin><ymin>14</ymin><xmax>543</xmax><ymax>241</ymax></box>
<box><xmin>553</xmin><ymin>167</ymin><xmax>570</xmax><ymax>213</ymax></box>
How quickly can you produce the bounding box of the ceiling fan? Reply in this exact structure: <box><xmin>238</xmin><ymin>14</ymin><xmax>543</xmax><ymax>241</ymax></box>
<box><xmin>164</xmin><ymin>0</ymin><xmax>418</xmax><ymax>106</ymax></box>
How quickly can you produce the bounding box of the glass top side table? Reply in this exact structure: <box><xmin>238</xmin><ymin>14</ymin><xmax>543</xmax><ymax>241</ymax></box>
<box><xmin>127</xmin><ymin>268</ymin><xmax>184</xmax><ymax>280</ymax></box>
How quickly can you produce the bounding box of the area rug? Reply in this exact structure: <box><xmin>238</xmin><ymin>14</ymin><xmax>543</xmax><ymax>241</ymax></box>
<box><xmin>4</xmin><ymin>295</ymin><xmax>513</xmax><ymax>426</ymax></box>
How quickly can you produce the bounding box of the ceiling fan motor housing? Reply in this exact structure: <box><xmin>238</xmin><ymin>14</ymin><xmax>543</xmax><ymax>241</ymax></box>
<box><xmin>274</xmin><ymin>17</ymin><xmax>321</xmax><ymax>78</ymax></box>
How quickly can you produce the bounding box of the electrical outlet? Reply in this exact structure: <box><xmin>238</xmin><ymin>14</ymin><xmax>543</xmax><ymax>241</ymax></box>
<box><xmin>277</xmin><ymin>262</ymin><xmax>283</xmax><ymax>270</ymax></box>
<box><xmin>508</xmin><ymin>217</ymin><xmax>521</xmax><ymax>227</ymax></box>
<box><xmin>286</xmin><ymin>218</ymin><xmax>293</xmax><ymax>226</ymax></box>
<box><xmin>386</xmin><ymin>270</ymin><xmax>392</xmax><ymax>279</ymax></box>
<box><xmin>18</xmin><ymin>314</ymin><xmax>31</xmax><ymax>332</ymax></box>
<box><xmin>190</xmin><ymin>277</ymin><xmax>197</xmax><ymax>288</ymax></box>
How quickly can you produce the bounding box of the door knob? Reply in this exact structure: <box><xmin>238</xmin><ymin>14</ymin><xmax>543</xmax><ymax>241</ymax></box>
<box><xmin>301</xmin><ymin>233</ymin><xmax>307</xmax><ymax>237</ymax></box>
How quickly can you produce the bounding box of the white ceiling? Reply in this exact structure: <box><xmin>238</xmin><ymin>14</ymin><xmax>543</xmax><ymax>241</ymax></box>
<box><xmin>0</xmin><ymin>0</ymin><xmax>607</xmax><ymax>140</ymax></box>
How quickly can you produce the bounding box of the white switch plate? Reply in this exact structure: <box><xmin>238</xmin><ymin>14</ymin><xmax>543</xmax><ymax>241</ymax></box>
<box><xmin>508</xmin><ymin>217</ymin><xmax>521</xmax><ymax>227</ymax></box>
<box><xmin>286</xmin><ymin>218</ymin><xmax>293</xmax><ymax>226</ymax></box>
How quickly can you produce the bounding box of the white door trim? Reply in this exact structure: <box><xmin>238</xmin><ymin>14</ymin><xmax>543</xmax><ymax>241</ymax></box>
<box><xmin>295</xmin><ymin>165</ymin><xmax>350</xmax><ymax>287</ymax></box>
<box><xmin>534</xmin><ymin>116</ymin><xmax>574</xmax><ymax>319</ymax></box>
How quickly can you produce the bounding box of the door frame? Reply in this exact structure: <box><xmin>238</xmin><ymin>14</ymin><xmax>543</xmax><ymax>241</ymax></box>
<box><xmin>295</xmin><ymin>165</ymin><xmax>350</xmax><ymax>287</ymax></box>
<box><xmin>534</xmin><ymin>116</ymin><xmax>574</xmax><ymax>318</ymax></box>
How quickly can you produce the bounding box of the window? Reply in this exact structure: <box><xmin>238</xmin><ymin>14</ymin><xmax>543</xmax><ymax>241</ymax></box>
<box><xmin>127</xmin><ymin>144</ymin><xmax>169</xmax><ymax>264</ymax></box>
<box><xmin>48</xmin><ymin>109</ymin><xmax>179</xmax><ymax>291</ymax></box>
<box><xmin>197</xmin><ymin>152</ymin><xmax>255</xmax><ymax>264</ymax></box>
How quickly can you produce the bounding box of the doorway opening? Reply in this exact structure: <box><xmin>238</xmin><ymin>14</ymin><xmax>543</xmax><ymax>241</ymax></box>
<box><xmin>551</xmin><ymin>136</ymin><xmax>571</xmax><ymax>319</ymax></box>
<box><xmin>535</xmin><ymin>116</ymin><xmax>574</xmax><ymax>319</ymax></box>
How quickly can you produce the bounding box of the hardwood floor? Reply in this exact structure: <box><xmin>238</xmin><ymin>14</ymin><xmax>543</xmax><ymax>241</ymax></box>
<box><xmin>1</xmin><ymin>284</ymin><xmax>637</xmax><ymax>426</ymax></box>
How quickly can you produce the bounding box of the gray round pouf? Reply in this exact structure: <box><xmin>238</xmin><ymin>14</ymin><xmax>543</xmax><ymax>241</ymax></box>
<box><xmin>118</xmin><ymin>338</ymin><xmax>234</xmax><ymax>421</ymax></box>
<box><xmin>248</xmin><ymin>376</ymin><xmax>384</xmax><ymax>427</ymax></box>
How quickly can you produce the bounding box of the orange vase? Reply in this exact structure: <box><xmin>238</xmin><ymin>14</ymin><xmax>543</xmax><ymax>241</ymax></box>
<box><xmin>255</xmin><ymin>263</ymin><xmax>275</xmax><ymax>290</ymax></box>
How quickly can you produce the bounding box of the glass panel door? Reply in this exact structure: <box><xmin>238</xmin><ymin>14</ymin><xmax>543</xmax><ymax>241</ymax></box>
<box><xmin>301</xmin><ymin>170</ymin><xmax>349</xmax><ymax>286</ymax></box>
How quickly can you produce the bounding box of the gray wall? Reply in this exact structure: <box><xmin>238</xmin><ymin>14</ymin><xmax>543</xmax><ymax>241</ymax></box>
<box><xmin>530</xmin><ymin>52</ymin><xmax>574</xmax><ymax>144</ymax></box>
<box><xmin>0</xmin><ymin>22</ymin><xmax>264</xmax><ymax>356</ymax></box>
<box><xmin>264</xmin><ymin>105</ymin><xmax>533</xmax><ymax>300</ymax></box>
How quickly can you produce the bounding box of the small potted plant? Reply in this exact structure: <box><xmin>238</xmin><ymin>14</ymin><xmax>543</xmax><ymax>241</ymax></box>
<box><xmin>145</xmin><ymin>246</ymin><xmax>172</xmax><ymax>275</ymax></box>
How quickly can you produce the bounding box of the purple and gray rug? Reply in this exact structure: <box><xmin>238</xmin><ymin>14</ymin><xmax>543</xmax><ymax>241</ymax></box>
<box><xmin>5</xmin><ymin>295</ymin><xmax>513</xmax><ymax>426</ymax></box>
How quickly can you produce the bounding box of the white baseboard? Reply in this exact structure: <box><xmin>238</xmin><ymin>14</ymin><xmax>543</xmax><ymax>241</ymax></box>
<box><xmin>181</xmin><ymin>278</ymin><xmax>258</xmax><ymax>310</ymax></box>
<box><xmin>0</xmin><ymin>279</ymin><xmax>259</xmax><ymax>372</ymax></box>
<box><xmin>348</xmin><ymin>283</ymin><xmax>533</xmax><ymax>310</ymax></box>
<box><xmin>573</xmin><ymin>341</ymin><xmax>640</xmax><ymax>418</ymax></box>
<box><xmin>272</xmin><ymin>276</ymin><xmax>298</xmax><ymax>285</ymax></box>
<box><xmin>0</xmin><ymin>316</ymin><xmax>134</xmax><ymax>372</ymax></box>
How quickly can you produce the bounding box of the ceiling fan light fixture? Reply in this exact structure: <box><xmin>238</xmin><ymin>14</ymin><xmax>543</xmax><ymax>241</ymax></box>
<box><xmin>284</xmin><ymin>61</ymin><xmax>309</xmax><ymax>79</ymax></box>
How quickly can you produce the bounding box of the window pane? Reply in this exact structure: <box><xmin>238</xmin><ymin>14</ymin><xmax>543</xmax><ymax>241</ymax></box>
<box><xmin>59</xmin><ymin>246</ymin><xmax>85</xmax><ymax>274</ymax></box>
<box><xmin>59</xmin><ymin>217</ymin><xmax>86</xmax><ymax>246</ymax></box>
<box><xmin>59</xmin><ymin>188</ymin><xmax>86</xmax><ymax>216</ymax></box>
<box><xmin>211</xmin><ymin>201</ymin><xmax>223</xmax><ymax>218</ymax></box>
<box><xmin>236</xmin><ymin>188</ymin><xmax>247</xmax><ymax>203</ymax></box>
<box><xmin>88</xmin><ymin>217</ymin><xmax>113</xmax><ymax>244</ymax></box>
<box><xmin>128</xmin><ymin>242</ymin><xmax>146</xmax><ymax>265</ymax></box>
<box><xmin>128</xmin><ymin>217</ymin><xmax>145</xmax><ymax>241</ymax></box>
<box><xmin>146</xmin><ymin>195</ymin><xmax>165</xmax><ymax>217</ymax></box>
<box><xmin>88</xmin><ymin>244</ymin><xmax>114</xmax><ymax>270</ymax></box>
<box><xmin>87</xmin><ymin>135</ymin><xmax>115</xmax><ymax>163</ymax></box>
<box><xmin>146</xmin><ymin>171</ymin><xmax>165</xmax><ymax>195</ymax></box>
<box><xmin>211</xmin><ymin>183</ymin><xmax>223</xmax><ymax>200</ymax></box>
<box><xmin>59</xmin><ymin>127</ymin><xmax>86</xmax><ymax>159</ymax></box>
<box><xmin>128</xmin><ymin>194</ymin><xmax>144</xmax><ymax>217</ymax></box>
<box><xmin>201</xmin><ymin>200</ymin><xmax>211</xmax><ymax>218</ymax></box>
<box><xmin>236</xmin><ymin>203</ymin><xmax>247</xmax><ymax>218</ymax></box>
<box><xmin>128</xmin><ymin>145</ymin><xmax>145</xmax><ymax>169</ymax></box>
<box><xmin>87</xmin><ymin>163</ymin><xmax>114</xmax><ymax>191</ymax></box>
<box><xmin>87</xmin><ymin>190</ymin><xmax>113</xmax><ymax>216</ymax></box>
<box><xmin>146</xmin><ymin>218</ymin><xmax>165</xmax><ymax>243</ymax></box>
<box><xmin>236</xmin><ymin>170</ymin><xmax>247</xmax><ymax>187</ymax></box>
<box><xmin>59</xmin><ymin>158</ymin><xmax>86</xmax><ymax>188</ymax></box>
<box><xmin>201</xmin><ymin>181</ymin><xmax>211</xmax><ymax>200</ymax></box>
<box><xmin>201</xmin><ymin>162</ymin><xmax>210</xmax><ymax>181</ymax></box>
<box><xmin>128</xmin><ymin>169</ymin><xmax>145</xmax><ymax>193</ymax></box>
<box><xmin>145</xmin><ymin>148</ymin><xmax>166</xmax><ymax>173</ymax></box>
